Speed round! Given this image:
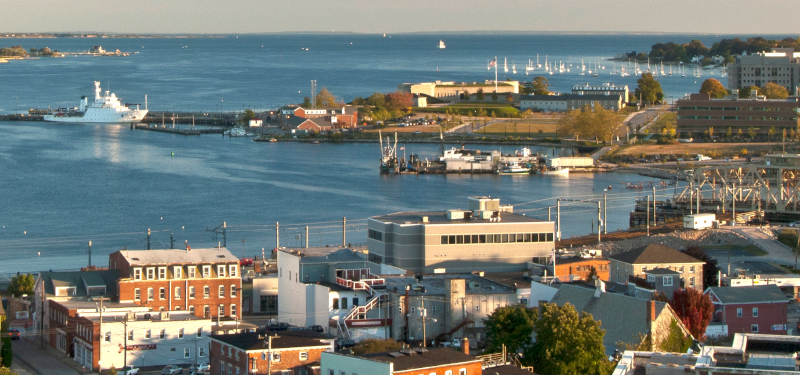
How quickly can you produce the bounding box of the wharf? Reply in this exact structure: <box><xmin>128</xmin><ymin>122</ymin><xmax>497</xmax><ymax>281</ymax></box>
<box><xmin>132</xmin><ymin>123</ymin><xmax>225</xmax><ymax>135</ymax></box>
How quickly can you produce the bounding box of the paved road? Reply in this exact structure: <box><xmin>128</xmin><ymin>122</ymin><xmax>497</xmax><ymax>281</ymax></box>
<box><xmin>11</xmin><ymin>336</ymin><xmax>87</xmax><ymax>375</ymax></box>
<box><xmin>725</xmin><ymin>225</ymin><xmax>797</xmax><ymax>266</ymax></box>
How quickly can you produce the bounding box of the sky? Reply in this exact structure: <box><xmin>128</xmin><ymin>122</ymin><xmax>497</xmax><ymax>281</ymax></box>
<box><xmin>3</xmin><ymin>0</ymin><xmax>800</xmax><ymax>34</ymax></box>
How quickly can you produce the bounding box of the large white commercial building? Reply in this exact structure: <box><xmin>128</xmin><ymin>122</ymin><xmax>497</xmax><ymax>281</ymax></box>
<box><xmin>728</xmin><ymin>48</ymin><xmax>800</xmax><ymax>95</ymax></box>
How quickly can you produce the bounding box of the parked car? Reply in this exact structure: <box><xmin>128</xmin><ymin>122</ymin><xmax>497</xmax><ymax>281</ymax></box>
<box><xmin>789</xmin><ymin>221</ymin><xmax>800</xmax><ymax>227</ymax></box>
<box><xmin>266</xmin><ymin>322</ymin><xmax>291</xmax><ymax>331</ymax></box>
<box><xmin>336</xmin><ymin>339</ymin><xmax>356</xmax><ymax>350</ymax></box>
<box><xmin>189</xmin><ymin>363</ymin><xmax>210</xmax><ymax>374</ymax></box>
<box><xmin>161</xmin><ymin>365</ymin><xmax>183</xmax><ymax>375</ymax></box>
<box><xmin>6</xmin><ymin>329</ymin><xmax>20</xmax><ymax>340</ymax></box>
<box><xmin>239</xmin><ymin>258</ymin><xmax>253</xmax><ymax>266</ymax></box>
<box><xmin>119</xmin><ymin>366</ymin><xmax>139</xmax><ymax>375</ymax></box>
<box><xmin>788</xmin><ymin>294</ymin><xmax>796</xmax><ymax>304</ymax></box>
<box><xmin>308</xmin><ymin>325</ymin><xmax>324</xmax><ymax>333</ymax></box>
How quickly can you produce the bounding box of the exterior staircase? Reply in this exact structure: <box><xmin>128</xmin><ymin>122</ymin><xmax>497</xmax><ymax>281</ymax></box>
<box><xmin>435</xmin><ymin>312</ymin><xmax>475</xmax><ymax>342</ymax></box>
<box><xmin>330</xmin><ymin>268</ymin><xmax>391</xmax><ymax>340</ymax></box>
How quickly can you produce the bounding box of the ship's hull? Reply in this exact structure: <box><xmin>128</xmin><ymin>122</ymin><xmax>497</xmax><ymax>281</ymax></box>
<box><xmin>44</xmin><ymin>109</ymin><xmax>148</xmax><ymax>123</ymax></box>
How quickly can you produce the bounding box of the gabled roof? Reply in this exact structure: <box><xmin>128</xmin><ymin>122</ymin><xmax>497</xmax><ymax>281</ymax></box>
<box><xmin>645</xmin><ymin>268</ymin><xmax>681</xmax><ymax>276</ymax></box>
<box><xmin>115</xmin><ymin>248</ymin><xmax>237</xmax><ymax>266</ymax></box>
<box><xmin>706</xmin><ymin>285</ymin><xmax>787</xmax><ymax>305</ymax></box>
<box><xmin>550</xmin><ymin>284</ymin><xmax>671</xmax><ymax>355</ymax></box>
<box><xmin>608</xmin><ymin>244</ymin><xmax>704</xmax><ymax>265</ymax></box>
<box><xmin>39</xmin><ymin>270</ymin><xmax>120</xmax><ymax>298</ymax></box>
<box><xmin>360</xmin><ymin>347</ymin><xmax>478</xmax><ymax>372</ymax></box>
<box><xmin>209</xmin><ymin>331</ymin><xmax>331</xmax><ymax>351</ymax></box>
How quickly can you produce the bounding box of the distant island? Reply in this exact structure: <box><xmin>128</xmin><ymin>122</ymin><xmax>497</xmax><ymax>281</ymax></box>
<box><xmin>0</xmin><ymin>32</ymin><xmax>225</xmax><ymax>38</ymax></box>
<box><xmin>616</xmin><ymin>36</ymin><xmax>800</xmax><ymax>65</ymax></box>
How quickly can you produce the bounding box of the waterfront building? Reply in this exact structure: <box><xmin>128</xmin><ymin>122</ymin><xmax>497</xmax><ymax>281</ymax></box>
<box><xmin>279</xmin><ymin>105</ymin><xmax>359</xmax><ymax>128</ymax></box>
<box><xmin>675</xmin><ymin>93</ymin><xmax>800</xmax><ymax>138</ymax></box>
<box><xmin>572</xmin><ymin>82</ymin><xmax>629</xmax><ymax>102</ymax></box>
<box><xmin>727</xmin><ymin>48</ymin><xmax>800</xmax><ymax>95</ymax></box>
<box><xmin>108</xmin><ymin>247</ymin><xmax>242</xmax><ymax>319</ymax></box>
<box><xmin>245</xmin><ymin>274</ymin><xmax>278</xmax><ymax>316</ymax></box>
<box><xmin>285</xmin><ymin>115</ymin><xmax>331</xmax><ymax>133</ymax></box>
<box><xmin>608</xmin><ymin>244</ymin><xmax>705</xmax><ymax>291</ymax></box>
<box><xmin>398</xmin><ymin>80</ymin><xmax>520</xmax><ymax>99</ymax></box>
<box><xmin>705</xmin><ymin>285</ymin><xmax>789</xmax><ymax>337</ymax></box>
<box><xmin>367</xmin><ymin>197</ymin><xmax>555</xmax><ymax>274</ymax></box>
<box><xmin>322</xmin><ymin>346</ymin><xmax>483</xmax><ymax>375</ymax></box>
<box><xmin>209</xmin><ymin>331</ymin><xmax>333</xmax><ymax>375</ymax></box>
<box><xmin>519</xmin><ymin>93</ymin><xmax>624</xmax><ymax>112</ymax></box>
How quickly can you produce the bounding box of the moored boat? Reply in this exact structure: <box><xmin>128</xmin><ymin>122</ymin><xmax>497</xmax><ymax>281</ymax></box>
<box><xmin>541</xmin><ymin>166</ymin><xmax>569</xmax><ymax>175</ymax></box>
<box><xmin>43</xmin><ymin>81</ymin><xmax>147</xmax><ymax>123</ymax></box>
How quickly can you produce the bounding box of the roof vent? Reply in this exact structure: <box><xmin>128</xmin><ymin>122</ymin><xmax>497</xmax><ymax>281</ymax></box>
<box><xmin>217</xmin><ymin>255</ymin><xmax>226</xmax><ymax>258</ymax></box>
<box><xmin>414</xmin><ymin>347</ymin><xmax>428</xmax><ymax>354</ymax></box>
<box><xmin>131</xmin><ymin>258</ymin><xmax>139</xmax><ymax>261</ymax></box>
<box><xmin>399</xmin><ymin>348</ymin><xmax>417</xmax><ymax>356</ymax></box>
<box><xmin>388</xmin><ymin>352</ymin><xmax>404</xmax><ymax>357</ymax></box>
<box><xmin>421</xmin><ymin>216</ymin><xmax>429</xmax><ymax>223</ymax></box>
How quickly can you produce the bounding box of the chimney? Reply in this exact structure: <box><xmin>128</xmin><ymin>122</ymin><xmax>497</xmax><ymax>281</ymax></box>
<box><xmin>593</xmin><ymin>278</ymin><xmax>605</xmax><ymax>298</ymax></box>
<box><xmin>647</xmin><ymin>300</ymin><xmax>656</xmax><ymax>323</ymax></box>
<box><xmin>462</xmin><ymin>337</ymin><xmax>469</xmax><ymax>355</ymax></box>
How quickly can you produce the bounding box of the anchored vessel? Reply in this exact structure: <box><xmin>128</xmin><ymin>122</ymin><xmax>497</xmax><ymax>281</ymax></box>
<box><xmin>43</xmin><ymin>81</ymin><xmax>148</xmax><ymax>123</ymax></box>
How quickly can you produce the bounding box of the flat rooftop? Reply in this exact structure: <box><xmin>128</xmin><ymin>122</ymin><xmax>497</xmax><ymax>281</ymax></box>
<box><xmin>371</xmin><ymin>211</ymin><xmax>545</xmax><ymax>225</ymax></box>
<box><xmin>383</xmin><ymin>274</ymin><xmax>515</xmax><ymax>296</ymax></box>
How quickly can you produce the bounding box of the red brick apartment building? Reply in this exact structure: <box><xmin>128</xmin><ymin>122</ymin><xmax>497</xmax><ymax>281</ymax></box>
<box><xmin>209</xmin><ymin>331</ymin><xmax>334</xmax><ymax>375</ymax></box>
<box><xmin>554</xmin><ymin>257</ymin><xmax>610</xmax><ymax>281</ymax></box>
<box><xmin>706</xmin><ymin>285</ymin><xmax>789</xmax><ymax>336</ymax></box>
<box><xmin>109</xmin><ymin>248</ymin><xmax>242</xmax><ymax>319</ymax></box>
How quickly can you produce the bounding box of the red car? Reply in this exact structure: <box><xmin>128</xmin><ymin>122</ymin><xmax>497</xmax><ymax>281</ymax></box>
<box><xmin>239</xmin><ymin>258</ymin><xmax>253</xmax><ymax>266</ymax></box>
<box><xmin>5</xmin><ymin>329</ymin><xmax>20</xmax><ymax>340</ymax></box>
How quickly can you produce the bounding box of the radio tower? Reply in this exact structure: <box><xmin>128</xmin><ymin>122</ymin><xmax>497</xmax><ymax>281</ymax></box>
<box><xmin>310</xmin><ymin>80</ymin><xmax>317</xmax><ymax>108</ymax></box>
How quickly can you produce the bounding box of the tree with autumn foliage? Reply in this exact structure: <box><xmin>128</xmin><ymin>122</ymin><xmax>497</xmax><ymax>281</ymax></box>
<box><xmin>384</xmin><ymin>91</ymin><xmax>412</xmax><ymax>112</ymax></box>
<box><xmin>699</xmin><ymin>79</ymin><xmax>728</xmax><ymax>98</ymax></box>
<box><xmin>669</xmin><ymin>288</ymin><xmax>714</xmax><ymax>340</ymax></box>
<box><xmin>760</xmin><ymin>82</ymin><xmax>789</xmax><ymax>99</ymax></box>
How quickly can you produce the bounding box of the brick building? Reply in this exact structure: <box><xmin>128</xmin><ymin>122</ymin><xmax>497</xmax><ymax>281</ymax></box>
<box><xmin>109</xmin><ymin>248</ymin><xmax>242</xmax><ymax>319</ymax></box>
<box><xmin>279</xmin><ymin>106</ymin><xmax>359</xmax><ymax>129</ymax></box>
<box><xmin>322</xmin><ymin>346</ymin><xmax>483</xmax><ymax>375</ymax></box>
<box><xmin>676</xmin><ymin>93</ymin><xmax>800</xmax><ymax>138</ymax></box>
<box><xmin>209</xmin><ymin>331</ymin><xmax>334</xmax><ymax>375</ymax></box>
<box><xmin>553</xmin><ymin>257</ymin><xmax>610</xmax><ymax>281</ymax></box>
<box><xmin>608</xmin><ymin>244</ymin><xmax>705</xmax><ymax>291</ymax></box>
<box><xmin>705</xmin><ymin>285</ymin><xmax>789</xmax><ymax>337</ymax></box>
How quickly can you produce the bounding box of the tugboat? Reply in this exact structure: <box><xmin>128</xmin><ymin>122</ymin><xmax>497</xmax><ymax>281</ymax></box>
<box><xmin>44</xmin><ymin>81</ymin><xmax>147</xmax><ymax>123</ymax></box>
<box><xmin>379</xmin><ymin>130</ymin><xmax>399</xmax><ymax>174</ymax></box>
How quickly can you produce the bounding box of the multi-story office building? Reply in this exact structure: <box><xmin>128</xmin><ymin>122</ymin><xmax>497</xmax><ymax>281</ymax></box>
<box><xmin>572</xmin><ymin>82</ymin><xmax>629</xmax><ymax>102</ymax></box>
<box><xmin>728</xmin><ymin>48</ymin><xmax>800</xmax><ymax>95</ymax></box>
<box><xmin>367</xmin><ymin>197</ymin><xmax>555</xmax><ymax>274</ymax></box>
<box><xmin>676</xmin><ymin>93</ymin><xmax>800</xmax><ymax>137</ymax></box>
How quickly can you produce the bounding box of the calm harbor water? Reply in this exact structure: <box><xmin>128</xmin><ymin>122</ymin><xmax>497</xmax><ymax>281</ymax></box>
<box><xmin>2</xmin><ymin>32</ymin><xmax>768</xmax><ymax>274</ymax></box>
<box><xmin>0</xmin><ymin>121</ymin><xmax>670</xmax><ymax>274</ymax></box>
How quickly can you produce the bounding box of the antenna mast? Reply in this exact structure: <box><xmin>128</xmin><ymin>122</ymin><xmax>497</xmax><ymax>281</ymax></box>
<box><xmin>310</xmin><ymin>80</ymin><xmax>317</xmax><ymax>108</ymax></box>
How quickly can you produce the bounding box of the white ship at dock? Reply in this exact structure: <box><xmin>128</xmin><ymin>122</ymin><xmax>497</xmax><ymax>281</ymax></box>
<box><xmin>43</xmin><ymin>81</ymin><xmax>148</xmax><ymax>123</ymax></box>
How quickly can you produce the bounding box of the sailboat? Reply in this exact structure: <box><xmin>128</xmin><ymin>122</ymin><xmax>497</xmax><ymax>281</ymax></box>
<box><xmin>579</xmin><ymin>59</ymin><xmax>586</xmax><ymax>76</ymax></box>
<box><xmin>660</xmin><ymin>61</ymin><xmax>665</xmax><ymax>76</ymax></box>
<box><xmin>668</xmin><ymin>64</ymin><xmax>673</xmax><ymax>76</ymax></box>
<box><xmin>438</xmin><ymin>40</ymin><xmax>446</xmax><ymax>49</ymax></box>
<box><xmin>536</xmin><ymin>54</ymin><xmax>542</xmax><ymax>68</ymax></box>
<box><xmin>681</xmin><ymin>64</ymin><xmax>686</xmax><ymax>77</ymax></box>
<box><xmin>592</xmin><ymin>61</ymin><xmax>599</xmax><ymax>77</ymax></box>
<box><xmin>504</xmin><ymin>57</ymin><xmax>508</xmax><ymax>73</ymax></box>
<box><xmin>544</xmin><ymin>55</ymin><xmax>549</xmax><ymax>72</ymax></box>
<box><xmin>512</xmin><ymin>62</ymin><xmax>517</xmax><ymax>74</ymax></box>
<box><xmin>694</xmin><ymin>65</ymin><xmax>701</xmax><ymax>78</ymax></box>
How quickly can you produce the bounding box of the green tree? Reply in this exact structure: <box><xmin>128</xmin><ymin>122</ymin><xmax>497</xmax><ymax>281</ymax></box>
<box><xmin>351</xmin><ymin>339</ymin><xmax>403</xmax><ymax>355</ymax></box>
<box><xmin>476</xmin><ymin>88</ymin><xmax>485</xmax><ymax>101</ymax></box>
<box><xmin>526</xmin><ymin>303</ymin><xmax>610</xmax><ymax>375</ymax></box>
<box><xmin>738</xmin><ymin>86</ymin><xmax>759</xmax><ymax>98</ymax></box>
<box><xmin>0</xmin><ymin>338</ymin><xmax>10</xmax><ymax>368</ymax></box>
<box><xmin>669</xmin><ymin>288</ymin><xmax>714</xmax><ymax>340</ymax></box>
<box><xmin>315</xmin><ymin>87</ymin><xmax>339</xmax><ymax>107</ymax></box>
<box><xmin>699</xmin><ymin>79</ymin><xmax>728</xmax><ymax>98</ymax></box>
<box><xmin>109</xmin><ymin>366</ymin><xmax>117</xmax><ymax>375</ymax></box>
<box><xmin>8</xmin><ymin>274</ymin><xmax>34</xmax><ymax>298</ymax></box>
<box><xmin>239</xmin><ymin>109</ymin><xmax>256</xmax><ymax>125</ymax></box>
<box><xmin>491</xmin><ymin>92</ymin><xmax>499</xmax><ymax>101</ymax></box>
<box><xmin>585</xmin><ymin>267</ymin><xmax>598</xmax><ymax>283</ymax></box>
<box><xmin>462</xmin><ymin>90</ymin><xmax>471</xmax><ymax>101</ymax></box>
<box><xmin>761</xmin><ymin>82</ymin><xmax>789</xmax><ymax>99</ymax></box>
<box><xmin>531</xmin><ymin>76</ymin><xmax>550</xmax><ymax>95</ymax></box>
<box><xmin>658</xmin><ymin>320</ymin><xmax>693</xmax><ymax>353</ymax></box>
<box><xmin>365</xmin><ymin>93</ymin><xmax>386</xmax><ymax>108</ymax></box>
<box><xmin>635</xmin><ymin>73</ymin><xmax>664</xmax><ymax>105</ymax></box>
<box><xmin>484</xmin><ymin>306</ymin><xmax>537</xmax><ymax>353</ymax></box>
<box><xmin>301</xmin><ymin>97</ymin><xmax>311</xmax><ymax>107</ymax></box>
<box><xmin>726</xmin><ymin>127</ymin><xmax>733</xmax><ymax>139</ymax></box>
<box><xmin>747</xmin><ymin>127</ymin><xmax>757</xmax><ymax>140</ymax></box>
<box><xmin>0</xmin><ymin>368</ymin><xmax>19</xmax><ymax>375</ymax></box>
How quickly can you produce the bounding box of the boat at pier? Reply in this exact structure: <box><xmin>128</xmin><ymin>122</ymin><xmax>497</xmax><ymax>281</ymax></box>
<box><xmin>224</xmin><ymin>127</ymin><xmax>253</xmax><ymax>137</ymax></box>
<box><xmin>496</xmin><ymin>161</ymin><xmax>532</xmax><ymax>175</ymax></box>
<box><xmin>541</xmin><ymin>166</ymin><xmax>569</xmax><ymax>175</ymax></box>
<box><xmin>43</xmin><ymin>81</ymin><xmax>147</xmax><ymax>123</ymax></box>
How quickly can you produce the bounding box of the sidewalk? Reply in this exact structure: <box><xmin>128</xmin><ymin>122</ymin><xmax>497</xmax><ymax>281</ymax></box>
<box><xmin>725</xmin><ymin>225</ymin><xmax>797</xmax><ymax>266</ymax></box>
<box><xmin>11</xmin><ymin>335</ymin><xmax>97</xmax><ymax>375</ymax></box>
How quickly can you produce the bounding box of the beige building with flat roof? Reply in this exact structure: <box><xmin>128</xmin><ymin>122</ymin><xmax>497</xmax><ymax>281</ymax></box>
<box><xmin>728</xmin><ymin>48</ymin><xmax>800</xmax><ymax>95</ymax></box>
<box><xmin>367</xmin><ymin>197</ymin><xmax>554</xmax><ymax>273</ymax></box>
<box><xmin>398</xmin><ymin>80</ymin><xmax>519</xmax><ymax>99</ymax></box>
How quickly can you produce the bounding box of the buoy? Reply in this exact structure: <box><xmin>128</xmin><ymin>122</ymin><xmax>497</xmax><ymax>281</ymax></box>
<box><xmin>171</xmin><ymin>152</ymin><xmax>174</xmax><ymax>157</ymax></box>
<box><xmin>38</xmin><ymin>252</ymin><xmax>40</xmax><ymax>256</ymax></box>
<box><xmin>161</xmin><ymin>217</ymin><xmax>163</xmax><ymax>220</ymax></box>
<box><xmin>23</xmin><ymin>231</ymin><xmax>26</xmax><ymax>234</ymax></box>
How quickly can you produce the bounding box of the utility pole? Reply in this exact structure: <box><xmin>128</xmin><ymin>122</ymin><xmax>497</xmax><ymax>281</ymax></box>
<box><xmin>275</xmin><ymin>222</ymin><xmax>280</xmax><ymax>249</ymax></box>
<box><xmin>223</xmin><ymin>222</ymin><xmax>227</xmax><ymax>247</ymax></box>
<box><xmin>652</xmin><ymin>186</ymin><xmax>657</xmax><ymax>226</ymax></box>
<box><xmin>732</xmin><ymin>183</ymin><xmax>736</xmax><ymax>226</ymax></box>
<box><xmin>266</xmin><ymin>334</ymin><xmax>280</xmax><ymax>375</ymax></box>
<box><xmin>547</xmin><ymin>207</ymin><xmax>551</xmax><ymax>222</ymax></box>
<box><xmin>88</xmin><ymin>241</ymin><xmax>92</xmax><ymax>267</ymax></box>
<box><xmin>123</xmin><ymin>314</ymin><xmax>128</xmax><ymax>368</ymax></box>
<box><xmin>305</xmin><ymin>226</ymin><xmax>309</xmax><ymax>249</ymax></box>
<box><xmin>170</xmin><ymin>233</ymin><xmax>174</xmax><ymax>249</ymax></box>
<box><xmin>147</xmin><ymin>228</ymin><xmax>151</xmax><ymax>250</ymax></box>
<box><xmin>646</xmin><ymin>196</ymin><xmax>650</xmax><ymax>236</ymax></box>
<box><xmin>597</xmin><ymin>201</ymin><xmax>602</xmax><ymax>244</ymax></box>
<box><xmin>603</xmin><ymin>192</ymin><xmax>607</xmax><ymax>234</ymax></box>
<box><xmin>342</xmin><ymin>217</ymin><xmax>346</xmax><ymax>247</ymax></box>
<box><xmin>421</xmin><ymin>296</ymin><xmax>427</xmax><ymax>348</ymax></box>
<box><xmin>556</xmin><ymin>199</ymin><xmax>561</xmax><ymax>241</ymax></box>
<box><xmin>696</xmin><ymin>188</ymin><xmax>701</xmax><ymax>214</ymax></box>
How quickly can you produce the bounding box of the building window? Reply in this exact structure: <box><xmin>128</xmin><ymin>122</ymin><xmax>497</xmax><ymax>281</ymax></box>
<box><xmin>148</xmin><ymin>288</ymin><xmax>154</xmax><ymax>300</ymax></box>
<box><xmin>459</xmin><ymin>369</ymin><xmax>467</xmax><ymax>375</ymax></box>
<box><xmin>197</xmin><ymin>328</ymin><xmax>202</xmax><ymax>337</ymax></box>
<box><xmin>174</xmin><ymin>267</ymin><xmax>182</xmax><ymax>279</ymax></box>
<box><xmin>189</xmin><ymin>286</ymin><xmax>195</xmax><ymax>299</ymax></box>
<box><xmin>134</xmin><ymin>288</ymin><xmax>141</xmax><ymax>301</ymax></box>
<box><xmin>204</xmin><ymin>286</ymin><xmax>210</xmax><ymax>298</ymax></box>
<box><xmin>219</xmin><ymin>285</ymin><xmax>225</xmax><ymax>298</ymax></box>
<box><xmin>220</xmin><ymin>362</ymin><xmax>224</xmax><ymax>375</ymax></box>
<box><xmin>753</xmin><ymin>307</ymin><xmax>759</xmax><ymax>317</ymax></box>
<box><xmin>175</xmin><ymin>287</ymin><xmax>181</xmax><ymax>300</ymax></box>
<box><xmin>445</xmin><ymin>371</ymin><xmax>452</xmax><ymax>375</ymax></box>
<box><xmin>230</xmin><ymin>265</ymin><xmax>237</xmax><ymax>277</ymax></box>
<box><xmin>133</xmin><ymin>268</ymin><xmax>142</xmax><ymax>280</ymax></box>
<box><xmin>219</xmin><ymin>305</ymin><xmax>225</xmax><ymax>317</ymax></box>
<box><xmin>158</xmin><ymin>267</ymin><xmax>167</xmax><ymax>279</ymax></box>
<box><xmin>333</xmin><ymin>298</ymin><xmax>339</xmax><ymax>309</ymax></box>
<box><xmin>178</xmin><ymin>328</ymin><xmax>184</xmax><ymax>339</ymax></box>
<box><xmin>145</xmin><ymin>329</ymin><xmax>151</xmax><ymax>339</ymax></box>
<box><xmin>231</xmin><ymin>285</ymin><xmax>237</xmax><ymax>297</ymax></box>
<box><xmin>751</xmin><ymin>324</ymin><xmax>759</xmax><ymax>333</ymax></box>
<box><xmin>189</xmin><ymin>306</ymin><xmax>195</xmax><ymax>314</ymax></box>
<box><xmin>272</xmin><ymin>353</ymin><xmax>281</xmax><ymax>362</ymax></box>
<box><xmin>202</xmin><ymin>266</ymin><xmax>211</xmax><ymax>278</ymax></box>
<box><xmin>105</xmin><ymin>332</ymin><xmax>111</xmax><ymax>342</ymax></box>
<box><xmin>231</xmin><ymin>305</ymin><xmax>237</xmax><ymax>317</ymax></box>
<box><xmin>689</xmin><ymin>266</ymin><xmax>695</xmax><ymax>273</ymax></box>
<box><xmin>299</xmin><ymin>352</ymin><xmax>308</xmax><ymax>360</ymax></box>
<box><xmin>218</xmin><ymin>265</ymin><xmax>226</xmax><ymax>278</ymax></box>
<box><xmin>147</xmin><ymin>268</ymin><xmax>155</xmax><ymax>280</ymax></box>
<box><xmin>689</xmin><ymin>277</ymin><xmax>695</xmax><ymax>287</ymax></box>
<box><xmin>737</xmin><ymin>308</ymin><xmax>743</xmax><ymax>317</ymax></box>
<box><xmin>199</xmin><ymin>346</ymin><xmax>206</xmax><ymax>357</ymax></box>
<box><xmin>159</xmin><ymin>287</ymin><xmax>165</xmax><ymax>299</ymax></box>
<box><xmin>663</xmin><ymin>276</ymin><xmax>673</xmax><ymax>286</ymax></box>
<box><xmin>188</xmin><ymin>267</ymin><xmax>196</xmax><ymax>278</ymax></box>
<box><xmin>352</xmin><ymin>297</ymin><xmax>359</xmax><ymax>306</ymax></box>
<box><xmin>341</xmin><ymin>298</ymin><xmax>348</xmax><ymax>309</ymax></box>
<box><xmin>128</xmin><ymin>330</ymin><xmax>134</xmax><ymax>341</ymax></box>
